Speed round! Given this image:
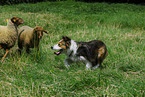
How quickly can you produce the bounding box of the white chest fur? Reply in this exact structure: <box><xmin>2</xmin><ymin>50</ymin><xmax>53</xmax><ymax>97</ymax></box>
<box><xmin>66</xmin><ymin>40</ymin><xmax>87</xmax><ymax>62</ymax></box>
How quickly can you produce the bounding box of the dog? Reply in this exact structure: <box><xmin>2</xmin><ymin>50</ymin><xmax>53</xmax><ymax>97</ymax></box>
<box><xmin>51</xmin><ymin>36</ymin><xmax>108</xmax><ymax>70</ymax></box>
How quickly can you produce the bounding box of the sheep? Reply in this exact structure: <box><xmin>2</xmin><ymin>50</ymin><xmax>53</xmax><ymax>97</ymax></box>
<box><xmin>18</xmin><ymin>26</ymin><xmax>48</xmax><ymax>54</ymax></box>
<box><xmin>0</xmin><ymin>17</ymin><xmax>24</xmax><ymax>62</ymax></box>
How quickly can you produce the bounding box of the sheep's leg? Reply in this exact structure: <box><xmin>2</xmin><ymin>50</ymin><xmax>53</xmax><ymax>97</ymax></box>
<box><xmin>36</xmin><ymin>43</ymin><xmax>40</xmax><ymax>51</ymax></box>
<box><xmin>18</xmin><ymin>49</ymin><xmax>22</xmax><ymax>55</ymax></box>
<box><xmin>26</xmin><ymin>48</ymin><xmax>30</xmax><ymax>53</ymax></box>
<box><xmin>37</xmin><ymin>47</ymin><xmax>39</xmax><ymax>51</ymax></box>
<box><xmin>1</xmin><ymin>49</ymin><xmax>9</xmax><ymax>62</ymax></box>
<box><xmin>18</xmin><ymin>41</ymin><xmax>23</xmax><ymax>54</ymax></box>
<box><xmin>25</xmin><ymin>44</ymin><xmax>30</xmax><ymax>53</ymax></box>
<box><xmin>18</xmin><ymin>46</ymin><xmax>22</xmax><ymax>54</ymax></box>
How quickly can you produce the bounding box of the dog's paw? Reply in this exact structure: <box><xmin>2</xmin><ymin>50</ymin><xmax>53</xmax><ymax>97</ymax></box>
<box><xmin>65</xmin><ymin>64</ymin><xmax>70</xmax><ymax>70</ymax></box>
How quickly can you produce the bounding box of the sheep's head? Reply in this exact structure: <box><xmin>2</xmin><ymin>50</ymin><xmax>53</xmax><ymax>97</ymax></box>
<box><xmin>11</xmin><ymin>17</ymin><xmax>24</xmax><ymax>26</ymax></box>
<box><xmin>34</xmin><ymin>26</ymin><xmax>48</xmax><ymax>39</ymax></box>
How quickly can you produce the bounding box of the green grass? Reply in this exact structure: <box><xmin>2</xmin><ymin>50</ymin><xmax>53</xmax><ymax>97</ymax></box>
<box><xmin>0</xmin><ymin>1</ymin><xmax>145</xmax><ymax>96</ymax></box>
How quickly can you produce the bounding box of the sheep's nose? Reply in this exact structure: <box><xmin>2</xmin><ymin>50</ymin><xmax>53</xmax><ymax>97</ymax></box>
<box><xmin>51</xmin><ymin>46</ymin><xmax>53</xmax><ymax>49</ymax></box>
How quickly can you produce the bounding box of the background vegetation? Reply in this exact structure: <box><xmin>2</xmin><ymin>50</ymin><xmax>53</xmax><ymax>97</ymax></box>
<box><xmin>0</xmin><ymin>1</ymin><xmax>145</xmax><ymax>96</ymax></box>
<box><xmin>0</xmin><ymin>0</ymin><xmax>144</xmax><ymax>5</ymax></box>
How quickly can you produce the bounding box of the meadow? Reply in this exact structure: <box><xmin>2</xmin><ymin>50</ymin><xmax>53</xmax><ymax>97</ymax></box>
<box><xmin>0</xmin><ymin>1</ymin><xmax>145</xmax><ymax>96</ymax></box>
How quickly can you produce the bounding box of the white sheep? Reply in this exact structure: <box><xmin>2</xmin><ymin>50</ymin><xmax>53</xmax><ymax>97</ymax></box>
<box><xmin>18</xmin><ymin>26</ymin><xmax>48</xmax><ymax>53</ymax></box>
<box><xmin>0</xmin><ymin>17</ymin><xmax>24</xmax><ymax>62</ymax></box>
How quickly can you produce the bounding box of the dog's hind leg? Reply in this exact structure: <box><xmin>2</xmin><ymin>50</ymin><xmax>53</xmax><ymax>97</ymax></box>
<box><xmin>92</xmin><ymin>56</ymin><xmax>103</xmax><ymax>69</ymax></box>
<box><xmin>79</xmin><ymin>56</ymin><xmax>92</xmax><ymax>70</ymax></box>
<box><xmin>94</xmin><ymin>47</ymin><xmax>106</xmax><ymax>69</ymax></box>
<box><xmin>93</xmin><ymin>64</ymin><xmax>100</xmax><ymax>69</ymax></box>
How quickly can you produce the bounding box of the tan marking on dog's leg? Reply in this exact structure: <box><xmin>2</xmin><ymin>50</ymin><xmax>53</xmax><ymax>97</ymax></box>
<box><xmin>98</xmin><ymin>47</ymin><xmax>105</xmax><ymax>58</ymax></box>
<box><xmin>1</xmin><ymin>49</ymin><xmax>9</xmax><ymax>62</ymax></box>
<box><xmin>0</xmin><ymin>45</ymin><xmax>1</xmax><ymax>49</ymax></box>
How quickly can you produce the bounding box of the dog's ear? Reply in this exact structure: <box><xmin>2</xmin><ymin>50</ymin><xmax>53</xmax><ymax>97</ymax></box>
<box><xmin>62</xmin><ymin>36</ymin><xmax>71</xmax><ymax>42</ymax></box>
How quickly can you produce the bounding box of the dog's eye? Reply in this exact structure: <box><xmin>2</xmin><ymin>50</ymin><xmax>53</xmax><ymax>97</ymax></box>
<box><xmin>58</xmin><ymin>43</ymin><xmax>61</xmax><ymax>46</ymax></box>
<box><xmin>62</xmin><ymin>43</ymin><xmax>65</xmax><ymax>46</ymax></box>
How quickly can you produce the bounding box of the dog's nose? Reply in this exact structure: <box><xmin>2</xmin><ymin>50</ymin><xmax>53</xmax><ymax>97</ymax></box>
<box><xmin>51</xmin><ymin>46</ymin><xmax>53</xmax><ymax>49</ymax></box>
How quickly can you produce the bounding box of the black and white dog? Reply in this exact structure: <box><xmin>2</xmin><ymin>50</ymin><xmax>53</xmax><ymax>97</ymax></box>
<box><xmin>51</xmin><ymin>36</ymin><xmax>108</xmax><ymax>70</ymax></box>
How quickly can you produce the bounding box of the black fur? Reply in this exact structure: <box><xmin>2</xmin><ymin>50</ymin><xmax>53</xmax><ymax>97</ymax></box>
<box><xmin>76</xmin><ymin>40</ymin><xmax>107</xmax><ymax>67</ymax></box>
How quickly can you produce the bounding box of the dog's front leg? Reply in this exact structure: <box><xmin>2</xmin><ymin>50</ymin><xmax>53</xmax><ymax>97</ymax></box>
<box><xmin>64</xmin><ymin>58</ymin><xmax>72</xmax><ymax>69</ymax></box>
<box><xmin>85</xmin><ymin>61</ymin><xmax>92</xmax><ymax>70</ymax></box>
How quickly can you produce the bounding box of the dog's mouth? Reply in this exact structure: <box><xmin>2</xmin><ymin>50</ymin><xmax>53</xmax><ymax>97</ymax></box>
<box><xmin>54</xmin><ymin>49</ymin><xmax>63</xmax><ymax>55</ymax></box>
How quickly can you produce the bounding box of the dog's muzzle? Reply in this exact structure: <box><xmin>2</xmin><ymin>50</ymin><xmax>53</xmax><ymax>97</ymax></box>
<box><xmin>51</xmin><ymin>46</ymin><xmax>63</xmax><ymax>56</ymax></box>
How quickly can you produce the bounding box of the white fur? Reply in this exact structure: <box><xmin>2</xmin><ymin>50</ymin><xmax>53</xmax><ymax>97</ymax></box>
<box><xmin>68</xmin><ymin>40</ymin><xmax>78</xmax><ymax>56</ymax></box>
<box><xmin>92</xmin><ymin>64</ymin><xmax>100</xmax><ymax>69</ymax></box>
<box><xmin>0</xmin><ymin>19</ymin><xmax>18</xmax><ymax>45</ymax></box>
<box><xmin>53</xmin><ymin>44</ymin><xmax>62</xmax><ymax>50</ymax></box>
<box><xmin>86</xmin><ymin>62</ymin><xmax>92</xmax><ymax>70</ymax></box>
<box><xmin>52</xmin><ymin>39</ymin><xmax>94</xmax><ymax>69</ymax></box>
<box><xmin>64</xmin><ymin>40</ymin><xmax>92</xmax><ymax>69</ymax></box>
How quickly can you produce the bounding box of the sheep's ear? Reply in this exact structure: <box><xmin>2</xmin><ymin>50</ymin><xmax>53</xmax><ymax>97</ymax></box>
<box><xmin>43</xmin><ymin>29</ymin><xmax>48</xmax><ymax>34</ymax></box>
<box><xmin>11</xmin><ymin>17</ymin><xmax>24</xmax><ymax>25</ymax></box>
<box><xmin>12</xmin><ymin>19</ymin><xmax>16</xmax><ymax>23</ymax></box>
<box><xmin>13</xmin><ymin>19</ymin><xmax>16</xmax><ymax>22</ymax></box>
<box><xmin>18</xmin><ymin>18</ymin><xmax>24</xmax><ymax>24</ymax></box>
<box><xmin>34</xmin><ymin>28</ymin><xmax>38</xmax><ymax>31</ymax></box>
<box><xmin>4</xmin><ymin>19</ymin><xmax>9</xmax><ymax>22</ymax></box>
<box><xmin>11</xmin><ymin>17</ymin><xmax>17</xmax><ymax>23</ymax></box>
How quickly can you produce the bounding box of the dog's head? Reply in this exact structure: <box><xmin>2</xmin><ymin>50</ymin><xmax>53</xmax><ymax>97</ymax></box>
<box><xmin>34</xmin><ymin>26</ymin><xmax>48</xmax><ymax>39</ymax></box>
<box><xmin>11</xmin><ymin>17</ymin><xmax>24</xmax><ymax>26</ymax></box>
<box><xmin>51</xmin><ymin>36</ymin><xmax>71</xmax><ymax>55</ymax></box>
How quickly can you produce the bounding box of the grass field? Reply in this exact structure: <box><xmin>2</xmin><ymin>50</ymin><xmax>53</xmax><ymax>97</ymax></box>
<box><xmin>0</xmin><ymin>1</ymin><xmax>145</xmax><ymax>96</ymax></box>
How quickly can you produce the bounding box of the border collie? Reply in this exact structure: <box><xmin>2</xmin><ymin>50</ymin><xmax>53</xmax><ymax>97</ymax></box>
<box><xmin>51</xmin><ymin>36</ymin><xmax>108</xmax><ymax>70</ymax></box>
